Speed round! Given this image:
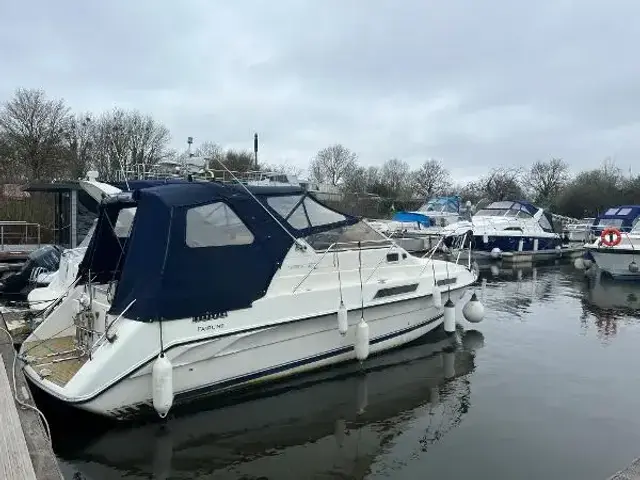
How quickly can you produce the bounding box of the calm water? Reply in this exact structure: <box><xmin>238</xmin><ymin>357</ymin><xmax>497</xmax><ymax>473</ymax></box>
<box><xmin>46</xmin><ymin>261</ymin><xmax>640</xmax><ymax>480</ymax></box>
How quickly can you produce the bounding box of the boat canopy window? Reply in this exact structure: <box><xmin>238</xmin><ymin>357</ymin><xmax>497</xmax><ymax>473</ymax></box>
<box><xmin>597</xmin><ymin>218</ymin><xmax>624</xmax><ymax>228</ymax></box>
<box><xmin>267</xmin><ymin>194</ymin><xmax>347</xmax><ymax>230</ymax></box>
<box><xmin>538</xmin><ymin>214</ymin><xmax>553</xmax><ymax>231</ymax></box>
<box><xmin>605</xmin><ymin>207</ymin><xmax>620</xmax><ymax>215</ymax></box>
<box><xmin>186</xmin><ymin>202</ymin><xmax>255</xmax><ymax>248</ymax></box>
<box><xmin>417</xmin><ymin>198</ymin><xmax>458</xmax><ymax>214</ymax></box>
<box><xmin>304</xmin><ymin>220</ymin><xmax>392</xmax><ymax>251</ymax></box>
<box><xmin>618</xmin><ymin>207</ymin><xmax>633</xmax><ymax>216</ymax></box>
<box><xmin>113</xmin><ymin>207</ymin><xmax>136</xmax><ymax>238</ymax></box>
<box><xmin>475</xmin><ymin>201</ymin><xmax>533</xmax><ymax>218</ymax></box>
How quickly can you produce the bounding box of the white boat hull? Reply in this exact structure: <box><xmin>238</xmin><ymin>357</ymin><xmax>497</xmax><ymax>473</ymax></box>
<box><xmin>589</xmin><ymin>249</ymin><xmax>640</xmax><ymax>280</ymax></box>
<box><xmin>24</xmin><ymin>289</ymin><xmax>466</xmax><ymax>419</ymax></box>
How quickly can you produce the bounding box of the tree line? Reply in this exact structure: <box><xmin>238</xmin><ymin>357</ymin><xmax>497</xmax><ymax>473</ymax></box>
<box><xmin>0</xmin><ymin>88</ymin><xmax>299</xmax><ymax>183</ymax></box>
<box><xmin>309</xmin><ymin>145</ymin><xmax>640</xmax><ymax>219</ymax></box>
<box><xmin>1</xmin><ymin>88</ymin><xmax>640</xmax><ymax>221</ymax></box>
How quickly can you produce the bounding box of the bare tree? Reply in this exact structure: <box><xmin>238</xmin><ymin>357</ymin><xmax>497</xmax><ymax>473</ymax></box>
<box><xmin>525</xmin><ymin>158</ymin><xmax>570</xmax><ymax>206</ymax></box>
<box><xmin>380</xmin><ymin>158</ymin><xmax>411</xmax><ymax>198</ymax></box>
<box><xmin>480</xmin><ymin>167</ymin><xmax>524</xmax><ymax>201</ymax></box>
<box><xmin>309</xmin><ymin>144</ymin><xmax>357</xmax><ymax>186</ymax></box>
<box><xmin>342</xmin><ymin>166</ymin><xmax>368</xmax><ymax>193</ymax></box>
<box><xmin>62</xmin><ymin>113</ymin><xmax>94</xmax><ymax>179</ymax></box>
<box><xmin>91</xmin><ymin>108</ymin><xmax>171</xmax><ymax>178</ymax></box>
<box><xmin>194</xmin><ymin>141</ymin><xmax>223</xmax><ymax>161</ymax></box>
<box><xmin>0</xmin><ymin>88</ymin><xmax>71</xmax><ymax>180</ymax></box>
<box><xmin>263</xmin><ymin>160</ymin><xmax>303</xmax><ymax>177</ymax></box>
<box><xmin>412</xmin><ymin>159</ymin><xmax>452</xmax><ymax>199</ymax></box>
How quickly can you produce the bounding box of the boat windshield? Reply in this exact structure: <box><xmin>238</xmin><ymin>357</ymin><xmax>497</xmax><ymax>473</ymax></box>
<box><xmin>417</xmin><ymin>198</ymin><xmax>458</xmax><ymax>214</ymax></box>
<box><xmin>475</xmin><ymin>208</ymin><xmax>533</xmax><ymax>218</ymax></box>
<box><xmin>304</xmin><ymin>221</ymin><xmax>393</xmax><ymax>251</ymax></box>
<box><xmin>596</xmin><ymin>218</ymin><xmax>624</xmax><ymax>228</ymax></box>
<box><xmin>631</xmin><ymin>221</ymin><xmax>640</xmax><ymax>233</ymax></box>
<box><xmin>265</xmin><ymin>193</ymin><xmax>392</xmax><ymax>251</ymax></box>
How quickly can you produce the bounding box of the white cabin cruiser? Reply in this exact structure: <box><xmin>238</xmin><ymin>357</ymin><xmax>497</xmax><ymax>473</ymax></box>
<box><xmin>564</xmin><ymin>217</ymin><xmax>595</xmax><ymax>243</ymax></box>
<box><xmin>19</xmin><ymin>182</ymin><xmax>483</xmax><ymax>420</ymax></box>
<box><xmin>367</xmin><ymin>196</ymin><xmax>469</xmax><ymax>253</ymax></box>
<box><xmin>584</xmin><ymin>223</ymin><xmax>640</xmax><ymax>280</ymax></box>
<box><xmin>441</xmin><ymin>200</ymin><xmax>563</xmax><ymax>255</ymax></box>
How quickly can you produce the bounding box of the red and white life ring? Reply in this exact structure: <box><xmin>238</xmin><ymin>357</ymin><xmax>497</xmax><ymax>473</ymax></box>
<box><xmin>600</xmin><ymin>227</ymin><xmax>622</xmax><ymax>247</ymax></box>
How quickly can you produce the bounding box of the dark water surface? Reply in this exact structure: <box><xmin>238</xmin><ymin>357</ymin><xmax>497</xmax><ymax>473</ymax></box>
<box><xmin>48</xmin><ymin>262</ymin><xmax>640</xmax><ymax>480</ymax></box>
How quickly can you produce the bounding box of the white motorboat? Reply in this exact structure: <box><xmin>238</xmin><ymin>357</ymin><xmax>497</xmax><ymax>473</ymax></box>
<box><xmin>584</xmin><ymin>222</ymin><xmax>640</xmax><ymax>280</ymax></box>
<box><xmin>564</xmin><ymin>217</ymin><xmax>595</xmax><ymax>243</ymax></box>
<box><xmin>441</xmin><ymin>200</ymin><xmax>563</xmax><ymax>256</ymax></box>
<box><xmin>19</xmin><ymin>181</ymin><xmax>484</xmax><ymax>420</ymax></box>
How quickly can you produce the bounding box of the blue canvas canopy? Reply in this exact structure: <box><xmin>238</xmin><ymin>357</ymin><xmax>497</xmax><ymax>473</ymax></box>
<box><xmin>591</xmin><ymin>205</ymin><xmax>640</xmax><ymax>234</ymax></box>
<box><xmin>78</xmin><ymin>181</ymin><xmax>359</xmax><ymax>321</ymax></box>
<box><xmin>391</xmin><ymin>196</ymin><xmax>461</xmax><ymax>226</ymax></box>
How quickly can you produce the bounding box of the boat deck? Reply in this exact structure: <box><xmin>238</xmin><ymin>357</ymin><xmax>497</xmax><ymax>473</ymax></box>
<box><xmin>22</xmin><ymin>335</ymin><xmax>88</xmax><ymax>387</ymax></box>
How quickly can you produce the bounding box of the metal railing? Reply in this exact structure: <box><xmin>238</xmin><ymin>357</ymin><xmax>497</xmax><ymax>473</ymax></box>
<box><xmin>0</xmin><ymin>220</ymin><xmax>41</xmax><ymax>251</ymax></box>
<box><xmin>113</xmin><ymin>164</ymin><xmax>299</xmax><ymax>186</ymax></box>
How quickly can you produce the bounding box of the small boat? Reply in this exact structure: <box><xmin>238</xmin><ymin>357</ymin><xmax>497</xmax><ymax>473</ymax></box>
<box><xmin>588</xmin><ymin>205</ymin><xmax>640</xmax><ymax>240</ymax></box>
<box><xmin>367</xmin><ymin>196</ymin><xmax>470</xmax><ymax>252</ymax></box>
<box><xmin>441</xmin><ymin>200</ymin><xmax>563</xmax><ymax>255</ymax></box>
<box><xmin>564</xmin><ymin>217</ymin><xmax>595</xmax><ymax>243</ymax></box>
<box><xmin>19</xmin><ymin>181</ymin><xmax>483</xmax><ymax>420</ymax></box>
<box><xmin>584</xmin><ymin>221</ymin><xmax>640</xmax><ymax>280</ymax></box>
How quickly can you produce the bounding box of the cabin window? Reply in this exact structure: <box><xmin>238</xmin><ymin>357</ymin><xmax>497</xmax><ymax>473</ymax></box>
<box><xmin>618</xmin><ymin>208</ymin><xmax>632</xmax><ymax>216</ymax></box>
<box><xmin>267</xmin><ymin>194</ymin><xmax>346</xmax><ymax>230</ymax></box>
<box><xmin>185</xmin><ymin>202</ymin><xmax>254</xmax><ymax>247</ymax></box>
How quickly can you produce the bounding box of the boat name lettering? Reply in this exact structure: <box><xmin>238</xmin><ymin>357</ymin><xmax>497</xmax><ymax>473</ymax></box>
<box><xmin>197</xmin><ymin>323</ymin><xmax>225</xmax><ymax>333</ymax></box>
<box><xmin>192</xmin><ymin>311</ymin><xmax>228</xmax><ymax>323</ymax></box>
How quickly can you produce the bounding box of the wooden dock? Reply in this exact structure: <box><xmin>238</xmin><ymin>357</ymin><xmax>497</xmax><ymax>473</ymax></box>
<box><xmin>0</xmin><ymin>316</ymin><xmax>63</xmax><ymax>480</ymax></box>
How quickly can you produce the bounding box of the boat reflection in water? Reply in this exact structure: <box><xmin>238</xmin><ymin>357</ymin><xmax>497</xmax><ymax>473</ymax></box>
<box><xmin>58</xmin><ymin>329</ymin><xmax>483</xmax><ymax>480</ymax></box>
<box><xmin>475</xmin><ymin>263</ymin><xmax>560</xmax><ymax>319</ymax></box>
<box><xmin>580</xmin><ymin>273</ymin><xmax>640</xmax><ymax>340</ymax></box>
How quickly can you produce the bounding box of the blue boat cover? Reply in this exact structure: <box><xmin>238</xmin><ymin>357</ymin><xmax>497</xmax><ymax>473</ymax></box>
<box><xmin>392</xmin><ymin>196</ymin><xmax>461</xmax><ymax>225</ymax></box>
<box><xmin>391</xmin><ymin>211</ymin><xmax>433</xmax><ymax>226</ymax></box>
<box><xmin>79</xmin><ymin>182</ymin><xmax>358</xmax><ymax>321</ymax></box>
<box><xmin>591</xmin><ymin>205</ymin><xmax>640</xmax><ymax>233</ymax></box>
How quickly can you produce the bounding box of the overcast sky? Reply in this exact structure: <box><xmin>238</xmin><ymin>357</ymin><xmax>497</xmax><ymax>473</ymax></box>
<box><xmin>1</xmin><ymin>0</ymin><xmax>639</xmax><ymax>181</ymax></box>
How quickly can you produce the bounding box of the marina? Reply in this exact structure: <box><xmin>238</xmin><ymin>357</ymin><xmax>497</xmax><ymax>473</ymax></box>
<box><xmin>9</xmin><ymin>261</ymin><xmax>638</xmax><ymax>480</ymax></box>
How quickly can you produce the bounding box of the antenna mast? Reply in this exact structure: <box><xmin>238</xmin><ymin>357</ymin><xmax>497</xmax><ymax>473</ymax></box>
<box><xmin>254</xmin><ymin>133</ymin><xmax>259</xmax><ymax>169</ymax></box>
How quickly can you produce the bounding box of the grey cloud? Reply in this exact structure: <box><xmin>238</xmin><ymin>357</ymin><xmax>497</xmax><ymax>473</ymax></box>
<box><xmin>1</xmin><ymin>0</ymin><xmax>640</xmax><ymax>177</ymax></box>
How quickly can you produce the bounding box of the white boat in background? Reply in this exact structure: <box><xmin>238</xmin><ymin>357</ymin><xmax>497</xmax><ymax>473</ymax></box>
<box><xmin>584</xmin><ymin>222</ymin><xmax>640</xmax><ymax>280</ymax></box>
<box><xmin>441</xmin><ymin>200</ymin><xmax>564</xmax><ymax>256</ymax></box>
<box><xmin>19</xmin><ymin>181</ymin><xmax>484</xmax><ymax>420</ymax></box>
<box><xmin>564</xmin><ymin>217</ymin><xmax>595</xmax><ymax>243</ymax></box>
<box><xmin>368</xmin><ymin>196</ymin><xmax>471</xmax><ymax>253</ymax></box>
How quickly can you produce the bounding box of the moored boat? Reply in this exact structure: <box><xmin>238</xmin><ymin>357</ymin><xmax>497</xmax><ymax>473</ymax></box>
<box><xmin>441</xmin><ymin>200</ymin><xmax>563</xmax><ymax>256</ymax></box>
<box><xmin>19</xmin><ymin>181</ymin><xmax>484</xmax><ymax>420</ymax></box>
